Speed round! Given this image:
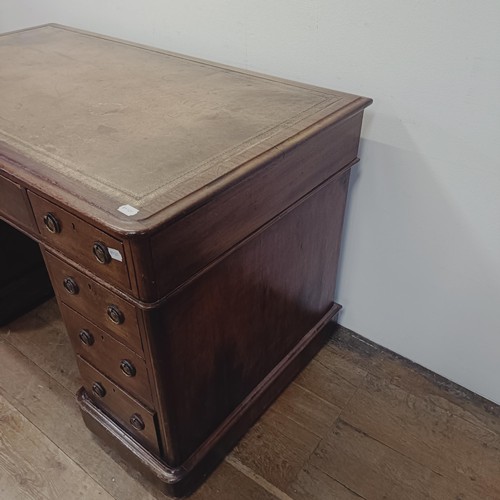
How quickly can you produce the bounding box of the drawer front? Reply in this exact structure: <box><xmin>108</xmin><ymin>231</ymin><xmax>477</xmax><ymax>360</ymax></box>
<box><xmin>45</xmin><ymin>251</ymin><xmax>143</xmax><ymax>354</ymax></box>
<box><xmin>29</xmin><ymin>192</ymin><xmax>131</xmax><ymax>290</ymax></box>
<box><xmin>0</xmin><ymin>175</ymin><xmax>36</xmax><ymax>231</ymax></box>
<box><xmin>77</xmin><ymin>356</ymin><xmax>160</xmax><ymax>455</ymax></box>
<box><xmin>61</xmin><ymin>303</ymin><xmax>153</xmax><ymax>406</ymax></box>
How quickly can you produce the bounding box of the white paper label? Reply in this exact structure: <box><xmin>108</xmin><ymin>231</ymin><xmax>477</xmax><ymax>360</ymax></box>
<box><xmin>118</xmin><ymin>204</ymin><xmax>139</xmax><ymax>216</ymax></box>
<box><xmin>108</xmin><ymin>248</ymin><xmax>123</xmax><ymax>262</ymax></box>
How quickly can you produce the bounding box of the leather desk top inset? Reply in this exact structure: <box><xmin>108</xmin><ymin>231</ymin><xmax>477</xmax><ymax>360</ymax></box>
<box><xmin>0</xmin><ymin>25</ymin><xmax>367</xmax><ymax>231</ymax></box>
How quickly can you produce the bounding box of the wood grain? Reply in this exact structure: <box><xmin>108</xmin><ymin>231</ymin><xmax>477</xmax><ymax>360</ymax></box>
<box><xmin>29</xmin><ymin>192</ymin><xmax>132</xmax><ymax>291</ymax></box>
<box><xmin>0</xmin><ymin>340</ymin><xmax>163</xmax><ymax>500</ymax></box>
<box><xmin>341</xmin><ymin>374</ymin><xmax>500</xmax><ymax>498</ymax></box>
<box><xmin>231</xmin><ymin>407</ymin><xmax>321</xmax><ymax>491</ymax></box>
<box><xmin>270</xmin><ymin>381</ymin><xmax>341</xmax><ymax>438</ymax></box>
<box><xmin>314</xmin><ymin>340</ymin><xmax>368</xmax><ymax>388</ymax></box>
<box><xmin>150</xmin><ymin>172</ymin><xmax>350</xmax><ymax>464</ymax></box>
<box><xmin>335</xmin><ymin>327</ymin><xmax>500</xmax><ymax>437</ymax></box>
<box><xmin>0</xmin><ymin>392</ymin><xmax>113</xmax><ymax>500</ymax></box>
<box><xmin>0</xmin><ymin>174</ymin><xmax>36</xmax><ymax>231</ymax></box>
<box><xmin>3</xmin><ymin>303</ymin><xmax>500</xmax><ymax>499</ymax></box>
<box><xmin>44</xmin><ymin>251</ymin><xmax>143</xmax><ymax>354</ymax></box>
<box><xmin>77</xmin><ymin>356</ymin><xmax>160</xmax><ymax>455</ymax></box>
<box><xmin>310</xmin><ymin>419</ymin><xmax>479</xmax><ymax>500</ymax></box>
<box><xmin>190</xmin><ymin>460</ymin><xmax>278</xmax><ymax>500</ymax></box>
<box><xmin>149</xmin><ymin>118</ymin><xmax>362</xmax><ymax>300</ymax></box>
<box><xmin>288</xmin><ymin>463</ymin><xmax>363</xmax><ymax>500</ymax></box>
<box><xmin>61</xmin><ymin>303</ymin><xmax>153</xmax><ymax>406</ymax></box>
<box><xmin>293</xmin><ymin>358</ymin><xmax>359</xmax><ymax>408</ymax></box>
<box><xmin>0</xmin><ymin>310</ymin><xmax>80</xmax><ymax>394</ymax></box>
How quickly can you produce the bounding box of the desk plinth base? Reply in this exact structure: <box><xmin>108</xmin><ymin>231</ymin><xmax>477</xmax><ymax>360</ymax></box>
<box><xmin>76</xmin><ymin>305</ymin><xmax>341</xmax><ymax>497</ymax></box>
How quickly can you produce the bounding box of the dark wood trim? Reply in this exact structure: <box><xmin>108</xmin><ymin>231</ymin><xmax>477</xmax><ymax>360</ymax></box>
<box><xmin>78</xmin><ymin>310</ymin><xmax>340</xmax><ymax>497</ymax></box>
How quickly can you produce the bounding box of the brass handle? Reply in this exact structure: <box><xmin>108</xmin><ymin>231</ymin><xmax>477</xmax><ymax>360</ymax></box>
<box><xmin>107</xmin><ymin>305</ymin><xmax>124</xmax><ymax>325</ymax></box>
<box><xmin>120</xmin><ymin>359</ymin><xmax>136</xmax><ymax>377</ymax></box>
<box><xmin>92</xmin><ymin>382</ymin><xmax>106</xmax><ymax>398</ymax></box>
<box><xmin>79</xmin><ymin>329</ymin><xmax>94</xmax><ymax>346</ymax></box>
<box><xmin>63</xmin><ymin>277</ymin><xmax>79</xmax><ymax>295</ymax></box>
<box><xmin>43</xmin><ymin>212</ymin><xmax>61</xmax><ymax>234</ymax></box>
<box><xmin>92</xmin><ymin>241</ymin><xmax>111</xmax><ymax>264</ymax></box>
<box><xmin>129</xmin><ymin>413</ymin><xmax>145</xmax><ymax>431</ymax></box>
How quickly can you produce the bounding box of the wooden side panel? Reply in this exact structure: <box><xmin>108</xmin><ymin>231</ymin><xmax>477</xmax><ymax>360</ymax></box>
<box><xmin>0</xmin><ymin>174</ymin><xmax>36</xmax><ymax>232</ymax></box>
<box><xmin>149</xmin><ymin>170</ymin><xmax>352</xmax><ymax>464</ymax></box>
<box><xmin>148</xmin><ymin>112</ymin><xmax>363</xmax><ymax>301</ymax></box>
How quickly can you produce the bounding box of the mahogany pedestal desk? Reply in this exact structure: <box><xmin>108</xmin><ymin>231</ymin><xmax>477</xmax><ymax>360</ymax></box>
<box><xmin>0</xmin><ymin>25</ymin><xmax>372</xmax><ymax>496</ymax></box>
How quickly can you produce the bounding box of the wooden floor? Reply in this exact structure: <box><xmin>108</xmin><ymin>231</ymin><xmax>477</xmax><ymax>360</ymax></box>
<box><xmin>1</xmin><ymin>299</ymin><xmax>500</xmax><ymax>499</ymax></box>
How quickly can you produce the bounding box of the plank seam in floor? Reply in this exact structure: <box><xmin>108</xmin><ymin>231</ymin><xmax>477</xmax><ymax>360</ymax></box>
<box><xmin>225</xmin><ymin>455</ymin><xmax>291</xmax><ymax>500</ymax></box>
<box><xmin>0</xmin><ymin>340</ymin><xmax>121</xmax><ymax>500</ymax></box>
<box><xmin>297</xmin><ymin>375</ymin><xmax>368</xmax><ymax>499</ymax></box>
<box><xmin>291</xmin><ymin>379</ymin><xmax>347</xmax><ymax>409</ymax></box>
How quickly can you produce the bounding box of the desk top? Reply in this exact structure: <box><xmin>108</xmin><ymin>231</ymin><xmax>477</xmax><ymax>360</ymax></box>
<box><xmin>0</xmin><ymin>25</ymin><xmax>370</xmax><ymax>232</ymax></box>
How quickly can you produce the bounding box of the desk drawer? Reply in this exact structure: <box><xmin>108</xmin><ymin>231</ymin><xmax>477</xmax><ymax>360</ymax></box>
<box><xmin>29</xmin><ymin>192</ymin><xmax>131</xmax><ymax>290</ymax></box>
<box><xmin>0</xmin><ymin>175</ymin><xmax>36</xmax><ymax>231</ymax></box>
<box><xmin>61</xmin><ymin>303</ymin><xmax>153</xmax><ymax>406</ymax></box>
<box><xmin>77</xmin><ymin>356</ymin><xmax>160</xmax><ymax>455</ymax></box>
<box><xmin>45</xmin><ymin>252</ymin><xmax>143</xmax><ymax>354</ymax></box>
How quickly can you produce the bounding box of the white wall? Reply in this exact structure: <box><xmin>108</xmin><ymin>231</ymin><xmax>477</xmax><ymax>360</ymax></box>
<box><xmin>2</xmin><ymin>1</ymin><xmax>500</xmax><ymax>403</ymax></box>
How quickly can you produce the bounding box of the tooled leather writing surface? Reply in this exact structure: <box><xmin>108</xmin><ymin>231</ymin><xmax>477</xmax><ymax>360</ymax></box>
<box><xmin>0</xmin><ymin>25</ymin><xmax>357</xmax><ymax>224</ymax></box>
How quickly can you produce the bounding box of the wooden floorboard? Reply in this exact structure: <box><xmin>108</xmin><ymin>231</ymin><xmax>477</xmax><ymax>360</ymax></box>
<box><xmin>310</xmin><ymin>419</ymin><xmax>474</xmax><ymax>500</ymax></box>
<box><xmin>0</xmin><ymin>341</ymin><xmax>161</xmax><ymax>500</ymax></box>
<box><xmin>340</xmin><ymin>374</ymin><xmax>500</xmax><ymax>499</ymax></box>
<box><xmin>1</xmin><ymin>305</ymin><xmax>80</xmax><ymax>394</ymax></box>
<box><xmin>0</xmin><ymin>392</ymin><xmax>113</xmax><ymax>500</ymax></box>
<box><xmin>1</xmin><ymin>300</ymin><xmax>500</xmax><ymax>499</ymax></box>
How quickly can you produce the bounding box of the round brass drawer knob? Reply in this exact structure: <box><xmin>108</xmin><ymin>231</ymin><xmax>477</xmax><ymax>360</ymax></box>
<box><xmin>130</xmin><ymin>413</ymin><xmax>145</xmax><ymax>431</ymax></box>
<box><xmin>92</xmin><ymin>382</ymin><xmax>106</xmax><ymax>398</ymax></box>
<box><xmin>120</xmin><ymin>359</ymin><xmax>136</xmax><ymax>377</ymax></box>
<box><xmin>79</xmin><ymin>329</ymin><xmax>94</xmax><ymax>346</ymax></box>
<box><xmin>63</xmin><ymin>277</ymin><xmax>79</xmax><ymax>295</ymax></box>
<box><xmin>92</xmin><ymin>241</ymin><xmax>111</xmax><ymax>264</ymax></box>
<box><xmin>43</xmin><ymin>212</ymin><xmax>61</xmax><ymax>234</ymax></box>
<box><xmin>107</xmin><ymin>305</ymin><xmax>124</xmax><ymax>325</ymax></box>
